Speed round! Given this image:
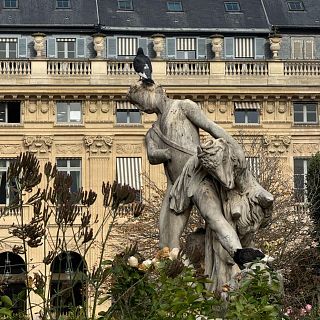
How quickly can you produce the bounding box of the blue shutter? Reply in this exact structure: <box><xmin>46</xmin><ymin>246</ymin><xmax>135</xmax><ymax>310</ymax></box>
<box><xmin>47</xmin><ymin>38</ymin><xmax>56</xmax><ymax>58</ymax></box>
<box><xmin>107</xmin><ymin>37</ymin><xmax>117</xmax><ymax>58</ymax></box>
<box><xmin>18</xmin><ymin>37</ymin><xmax>27</xmax><ymax>58</ymax></box>
<box><xmin>76</xmin><ymin>38</ymin><xmax>85</xmax><ymax>58</ymax></box>
<box><xmin>224</xmin><ymin>37</ymin><xmax>234</xmax><ymax>59</ymax></box>
<box><xmin>254</xmin><ymin>38</ymin><xmax>265</xmax><ymax>59</ymax></box>
<box><xmin>166</xmin><ymin>38</ymin><xmax>176</xmax><ymax>58</ymax></box>
<box><xmin>197</xmin><ymin>38</ymin><xmax>207</xmax><ymax>59</ymax></box>
<box><xmin>138</xmin><ymin>37</ymin><xmax>149</xmax><ymax>55</ymax></box>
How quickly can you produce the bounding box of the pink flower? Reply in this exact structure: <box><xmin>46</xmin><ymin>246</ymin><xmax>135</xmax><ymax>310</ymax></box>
<box><xmin>305</xmin><ymin>304</ymin><xmax>312</xmax><ymax>313</ymax></box>
<box><xmin>284</xmin><ymin>307</ymin><xmax>293</xmax><ymax>316</ymax></box>
<box><xmin>299</xmin><ymin>308</ymin><xmax>307</xmax><ymax>316</ymax></box>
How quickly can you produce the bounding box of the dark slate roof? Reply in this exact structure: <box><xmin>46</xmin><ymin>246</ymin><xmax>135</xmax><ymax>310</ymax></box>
<box><xmin>0</xmin><ymin>0</ymin><xmax>97</xmax><ymax>32</ymax></box>
<box><xmin>263</xmin><ymin>0</ymin><xmax>320</xmax><ymax>29</ymax></box>
<box><xmin>98</xmin><ymin>0</ymin><xmax>270</xmax><ymax>34</ymax></box>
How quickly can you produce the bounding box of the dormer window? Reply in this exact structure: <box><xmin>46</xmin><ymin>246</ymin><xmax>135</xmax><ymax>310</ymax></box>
<box><xmin>117</xmin><ymin>0</ymin><xmax>133</xmax><ymax>11</ymax></box>
<box><xmin>287</xmin><ymin>1</ymin><xmax>304</xmax><ymax>11</ymax></box>
<box><xmin>167</xmin><ymin>1</ymin><xmax>183</xmax><ymax>12</ymax></box>
<box><xmin>224</xmin><ymin>1</ymin><xmax>240</xmax><ymax>12</ymax></box>
<box><xmin>56</xmin><ymin>0</ymin><xmax>70</xmax><ymax>9</ymax></box>
<box><xmin>3</xmin><ymin>0</ymin><xmax>18</xmax><ymax>8</ymax></box>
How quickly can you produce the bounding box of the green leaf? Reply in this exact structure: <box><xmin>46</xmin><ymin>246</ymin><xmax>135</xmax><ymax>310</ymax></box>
<box><xmin>1</xmin><ymin>295</ymin><xmax>13</xmax><ymax>307</ymax></box>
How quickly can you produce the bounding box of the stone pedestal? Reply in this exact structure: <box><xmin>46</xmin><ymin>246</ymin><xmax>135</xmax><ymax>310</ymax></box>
<box><xmin>32</xmin><ymin>33</ymin><xmax>46</xmax><ymax>58</ymax></box>
<box><xmin>210</xmin><ymin>34</ymin><xmax>224</xmax><ymax>60</ymax></box>
<box><xmin>151</xmin><ymin>34</ymin><xmax>165</xmax><ymax>59</ymax></box>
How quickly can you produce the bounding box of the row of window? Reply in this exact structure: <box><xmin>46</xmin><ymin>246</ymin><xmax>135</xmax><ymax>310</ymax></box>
<box><xmin>0</xmin><ymin>157</ymin><xmax>142</xmax><ymax>205</ymax></box>
<box><xmin>0</xmin><ymin>35</ymin><xmax>316</xmax><ymax>60</ymax></box>
<box><xmin>0</xmin><ymin>101</ymin><xmax>318</xmax><ymax>125</ymax></box>
<box><xmin>0</xmin><ymin>0</ymin><xmax>71</xmax><ymax>8</ymax></box>
<box><xmin>0</xmin><ymin>156</ymin><xmax>310</xmax><ymax>205</ymax></box>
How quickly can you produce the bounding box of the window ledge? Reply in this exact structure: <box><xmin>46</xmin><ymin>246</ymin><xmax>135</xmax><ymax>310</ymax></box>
<box><xmin>293</xmin><ymin>123</ymin><xmax>319</xmax><ymax>126</ymax></box>
<box><xmin>54</xmin><ymin>123</ymin><xmax>84</xmax><ymax>127</ymax></box>
<box><xmin>114</xmin><ymin>123</ymin><xmax>143</xmax><ymax>127</ymax></box>
<box><xmin>0</xmin><ymin>123</ymin><xmax>23</xmax><ymax>127</ymax></box>
<box><xmin>233</xmin><ymin>123</ymin><xmax>261</xmax><ymax>127</ymax></box>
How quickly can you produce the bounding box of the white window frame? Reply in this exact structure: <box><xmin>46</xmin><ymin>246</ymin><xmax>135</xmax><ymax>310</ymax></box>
<box><xmin>56</xmin><ymin>101</ymin><xmax>82</xmax><ymax>124</ymax></box>
<box><xmin>224</xmin><ymin>1</ymin><xmax>240</xmax><ymax>12</ymax></box>
<box><xmin>117</xmin><ymin>0</ymin><xmax>133</xmax><ymax>10</ymax></box>
<box><xmin>56</xmin><ymin>39</ymin><xmax>76</xmax><ymax>59</ymax></box>
<box><xmin>3</xmin><ymin>0</ymin><xmax>18</xmax><ymax>8</ymax></box>
<box><xmin>291</xmin><ymin>37</ymin><xmax>314</xmax><ymax>59</ymax></box>
<box><xmin>234</xmin><ymin>109</ymin><xmax>260</xmax><ymax>124</ymax></box>
<box><xmin>167</xmin><ymin>1</ymin><xmax>183</xmax><ymax>12</ymax></box>
<box><xmin>56</xmin><ymin>158</ymin><xmax>81</xmax><ymax>193</ymax></box>
<box><xmin>294</xmin><ymin>158</ymin><xmax>309</xmax><ymax>203</ymax></box>
<box><xmin>0</xmin><ymin>159</ymin><xmax>16</xmax><ymax>205</ymax></box>
<box><xmin>0</xmin><ymin>101</ymin><xmax>21</xmax><ymax>124</ymax></box>
<box><xmin>56</xmin><ymin>0</ymin><xmax>70</xmax><ymax>8</ymax></box>
<box><xmin>287</xmin><ymin>1</ymin><xmax>304</xmax><ymax>11</ymax></box>
<box><xmin>0</xmin><ymin>39</ymin><xmax>17</xmax><ymax>58</ymax></box>
<box><xmin>293</xmin><ymin>102</ymin><xmax>318</xmax><ymax>124</ymax></box>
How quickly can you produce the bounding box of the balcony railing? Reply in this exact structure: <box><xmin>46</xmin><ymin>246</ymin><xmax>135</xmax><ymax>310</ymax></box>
<box><xmin>47</xmin><ymin>60</ymin><xmax>92</xmax><ymax>75</ymax></box>
<box><xmin>225</xmin><ymin>61</ymin><xmax>268</xmax><ymax>76</ymax></box>
<box><xmin>166</xmin><ymin>61</ymin><xmax>210</xmax><ymax>75</ymax></box>
<box><xmin>284</xmin><ymin>61</ymin><xmax>320</xmax><ymax>76</ymax></box>
<box><xmin>107</xmin><ymin>61</ymin><xmax>135</xmax><ymax>75</ymax></box>
<box><xmin>0</xmin><ymin>60</ymin><xmax>31</xmax><ymax>75</ymax></box>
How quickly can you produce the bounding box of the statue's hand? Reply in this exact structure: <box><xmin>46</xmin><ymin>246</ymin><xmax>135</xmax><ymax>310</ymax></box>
<box><xmin>162</xmin><ymin>148</ymin><xmax>171</xmax><ymax>161</ymax></box>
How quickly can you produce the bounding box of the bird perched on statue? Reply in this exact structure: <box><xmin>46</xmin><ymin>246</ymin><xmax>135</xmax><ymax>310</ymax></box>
<box><xmin>133</xmin><ymin>47</ymin><xmax>154</xmax><ymax>85</ymax></box>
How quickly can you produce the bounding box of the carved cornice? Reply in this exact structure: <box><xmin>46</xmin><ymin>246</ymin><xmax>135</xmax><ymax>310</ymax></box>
<box><xmin>23</xmin><ymin>136</ymin><xmax>53</xmax><ymax>155</ymax></box>
<box><xmin>84</xmin><ymin>135</ymin><xmax>113</xmax><ymax>156</ymax></box>
<box><xmin>116</xmin><ymin>143</ymin><xmax>142</xmax><ymax>154</ymax></box>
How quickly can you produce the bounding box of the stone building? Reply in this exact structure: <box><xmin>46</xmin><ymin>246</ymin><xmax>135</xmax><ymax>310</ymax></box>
<box><xmin>0</xmin><ymin>0</ymin><xmax>318</xmax><ymax>317</ymax></box>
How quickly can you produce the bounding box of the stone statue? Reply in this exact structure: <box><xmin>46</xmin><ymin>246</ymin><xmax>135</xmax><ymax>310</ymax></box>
<box><xmin>127</xmin><ymin>82</ymin><xmax>274</xmax><ymax>292</ymax></box>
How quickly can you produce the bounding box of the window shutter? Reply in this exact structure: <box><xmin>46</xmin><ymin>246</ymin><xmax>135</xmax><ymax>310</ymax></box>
<box><xmin>304</xmin><ymin>39</ymin><xmax>314</xmax><ymax>59</ymax></box>
<box><xmin>197</xmin><ymin>38</ymin><xmax>207</xmax><ymax>59</ymax></box>
<box><xmin>76</xmin><ymin>38</ymin><xmax>85</xmax><ymax>58</ymax></box>
<box><xmin>107</xmin><ymin>37</ymin><xmax>117</xmax><ymax>58</ymax></box>
<box><xmin>224</xmin><ymin>37</ymin><xmax>234</xmax><ymax>59</ymax></box>
<box><xmin>292</xmin><ymin>39</ymin><xmax>303</xmax><ymax>59</ymax></box>
<box><xmin>138</xmin><ymin>37</ymin><xmax>149</xmax><ymax>55</ymax></box>
<box><xmin>18</xmin><ymin>37</ymin><xmax>27</xmax><ymax>58</ymax></box>
<box><xmin>47</xmin><ymin>38</ymin><xmax>56</xmax><ymax>58</ymax></box>
<box><xmin>254</xmin><ymin>37</ymin><xmax>265</xmax><ymax>59</ymax></box>
<box><xmin>166</xmin><ymin>38</ymin><xmax>176</xmax><ymax>58</ymax></box>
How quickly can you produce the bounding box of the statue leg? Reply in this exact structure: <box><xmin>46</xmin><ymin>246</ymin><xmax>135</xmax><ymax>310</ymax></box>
<box><xmin>159</xmin><ymin>185</ymin><xmax>190</xmax><ymax>249</ymax></box>
<box><xmin>192</xmin><ymin>179</ymin><xmax>242</xmax><ymax>257</ymax></box>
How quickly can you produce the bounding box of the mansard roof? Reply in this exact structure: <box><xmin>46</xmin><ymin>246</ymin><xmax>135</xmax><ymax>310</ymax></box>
<box><xmin>98</xmin><ymin>0</ymin><xmax>270</xmax><ymax>33</ymax></box>
<box><xmin>262</xmin><ymin>0</ymin><xmax>320</xmax><ymax>30</ymax></box>
<box><xmin>0</xmin><ymin>0</ymin><xmax>97</xmax><ymax>32</ymax></box>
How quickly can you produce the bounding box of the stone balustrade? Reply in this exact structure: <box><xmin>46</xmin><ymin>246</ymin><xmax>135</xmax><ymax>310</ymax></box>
<box><xmin>0</xmin><ymin>58</ymin><xmax>319</xmax><ymax>86</ymax></box>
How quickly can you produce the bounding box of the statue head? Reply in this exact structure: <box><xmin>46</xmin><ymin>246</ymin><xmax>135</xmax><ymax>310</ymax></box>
<box><xmin>197</xmin><ymin>138</ymin><xmax>236</xmax><ymax>190</ymax></box>
<box><xmin>127</xmin><ymin>82</ymin><xmax>167</xmax><ymax>114</ymax></box>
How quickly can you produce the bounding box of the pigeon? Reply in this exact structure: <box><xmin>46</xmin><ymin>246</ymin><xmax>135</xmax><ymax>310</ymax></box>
<box><xmin>233</xmin><ymin>248</ymin><xmax>265</xmax><ymax>269</ymax></box>
<box><xmin>133</xmin><ymin>47</ymin><xmax>154</xmax><ymax>85</ymax></box>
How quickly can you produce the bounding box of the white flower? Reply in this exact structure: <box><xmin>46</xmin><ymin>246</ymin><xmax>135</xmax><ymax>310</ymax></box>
<box><xmin>127</xmin><ymin>256</ymin><xmax>139</xmax><ymax>267</ymax></box>
<box><xmin>142</xmin><ymin>259</ymin><xmax>152</xmax><ymax>269</ymax></box>
<box><xmin>169</xmin><ymin>247</ymin><xmax>180</xmax><ymax>260</ymax></box>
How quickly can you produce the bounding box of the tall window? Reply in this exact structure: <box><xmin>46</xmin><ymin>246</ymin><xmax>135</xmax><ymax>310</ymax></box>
<box><xmin>116</xmin><ymin>157</ymin><xmax>142</xmax><ymax>200</ymax></box>
<box><xmin>117</xmin><ymin>37</ymin><xmax>137</xmax><ymax>56</ymax></box>
<box><xmin>117</xmin><ymin>0</ymin><xmax>133</xmax><ymax>10</ymax></box>
<box><xmin>0</xmin><ymin>39</ymin><xmax>17</xmax><ymax>58</ymax></box>
<box><xmin>56</xmin><ymin>101</ymin><xmax>82</xmax><ymax>124</ymax></box>
<box><xmin>0</xmin><ymin>159</ymin><xmax>17</xmax><ymax>205</ymax></box>
<box><xmin>56</xmin><ymin>0</ymin><xmax>70</xmax><ymax>8</ymax></box>
<box><xmin>224</xmin><ymin>37</ymin><xmax>265</xmax><ymax>59</ymax></box>
<box><xmin>294</xmin><ymin>158</ymin><xmax>309</xmax><ymax>202</ymax></box>
<box><xmin>176</xmin><ymin>38</ymin><xmax>196</xmax><ymax>59</ymax></box>
<box><xmin>57</xmin><ymin>39</ymin><xmax>75</xmax><ymax>58</ymax></box>
<box><xmin>234</xmin><ymin>102</ymin><xmax>260</xmax><ymax>124</ymax></box>
<box><xmin>291</xmin><ymin>37</ymin><xmax>314</xmax><ymax>59</ymax></box>
<box><xmin>0</xmin><ymin>102</ymin><xmax>21</xmax><ymax>124</ymax></box>
<box><xmin>167</xmin><ymin>1</ymin><xmax>183</xmax><ymax>12</ymax></box>
<box><xmin>116</xmin><ymin>101</ymin><xmax>141</xmax><ymax>124</ymax></box>
<box><xmin>3</xmin><ymin>0</ymin><xmax>18</xmax><ymax>8</ymax></box>
<box><xmin>293</xmin><ymin>102</ymin><xmax>318</xmax><ymax>124</ymax></box>
<box><xmin>246</xmin><ymin>156</ymin><xmax>260</xmax><ymax>179</ymax></box>
<box><xmin>56</xmin><ymin>159</ymin><xmax>81</xmax><ymax>193</ymax></box>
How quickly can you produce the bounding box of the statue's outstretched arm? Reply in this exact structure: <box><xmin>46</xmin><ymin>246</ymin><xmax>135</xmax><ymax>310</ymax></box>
<box><xmin>146</xmin><ymin>128</ymin><xmax>171</xmax><ymax>165</ymax></box>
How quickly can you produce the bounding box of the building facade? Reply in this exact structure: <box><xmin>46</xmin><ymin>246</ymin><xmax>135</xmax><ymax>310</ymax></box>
<box><xmin>0</xmin><ymin>0</ymin><xmax>318</xmax><ymax>317</ymax></box>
